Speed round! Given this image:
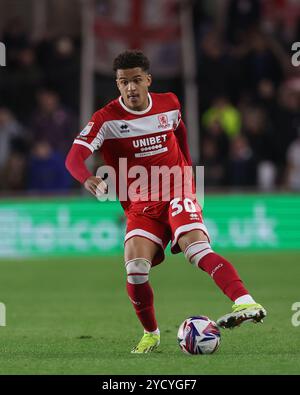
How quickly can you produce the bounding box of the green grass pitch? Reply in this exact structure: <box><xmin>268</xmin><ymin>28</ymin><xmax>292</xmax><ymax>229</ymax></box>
<box><xmin>0</xmin><ymin>252</ymin><xmax>300</xmax><ymax>375</ymax></box>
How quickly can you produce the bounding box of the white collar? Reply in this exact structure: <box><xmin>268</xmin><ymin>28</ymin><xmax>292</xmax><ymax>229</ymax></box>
<box><xmin>118</xmin><ymin>93</ymin><xmax>152</xmax><ymax>115</ymax></box>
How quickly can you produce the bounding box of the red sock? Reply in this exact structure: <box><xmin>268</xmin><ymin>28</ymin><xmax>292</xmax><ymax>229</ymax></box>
<box><xmin>197</xmin><ymin>253</ymin><xmax>248</xmax><ymax>301</ymax></box>
<box><xmin>126</xmin><ymin>281</ymin><xmax>158</xmax><ymax>332</ymax></box>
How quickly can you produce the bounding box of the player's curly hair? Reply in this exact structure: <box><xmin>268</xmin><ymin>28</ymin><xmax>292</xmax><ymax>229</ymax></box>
<box><xmin>113</xmin><ymin>50</ymin><xmax>150</xmax><ymax>73</ymax></box>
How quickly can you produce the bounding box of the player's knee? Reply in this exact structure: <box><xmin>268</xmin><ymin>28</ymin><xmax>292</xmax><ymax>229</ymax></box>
<box><xmin>178</xmin><ymin>230</ymin><xmax>209</xmax><ymax>252</ymax></box>
<box><xmin>184</xmin><ymin>241</ymin><xmax>213</xmax><ymax>268</ymax></box>
<box><xmin>125</xmin><ymin>258</ymin><xmax>151</xmax><ymax>284</ymax></box>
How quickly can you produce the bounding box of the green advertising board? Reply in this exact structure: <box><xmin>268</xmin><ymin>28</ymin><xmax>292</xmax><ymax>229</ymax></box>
<box><xmin>0</xmin><ymin>194</ymin><xmax>299</xmax><ymax>258</ymax></box>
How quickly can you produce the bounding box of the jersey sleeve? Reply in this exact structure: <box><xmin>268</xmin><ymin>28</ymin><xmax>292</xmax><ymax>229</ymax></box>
<box><xmin>65</xmin><ymin>143</ymin><xmax>93</xmax><ymax>184</ymax></box>
<box><xmin>169</xmin><ymin>92</ymin><xmax>182</xmax><ymax>130</ymax></box>
<box><xmin>169</xmin><ymin>93</ymin><xmax>192</xmax><ymax>166</ymax></box>
<box><xmin>73</xmin><ymin>110</ymin><xmax>105</xmax><ymax>153</ymax></box>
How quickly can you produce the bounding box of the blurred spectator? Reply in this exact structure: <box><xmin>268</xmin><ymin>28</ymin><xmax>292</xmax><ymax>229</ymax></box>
<box><xmin>242</xmin><ymin>105</ymin><xmax>273</xmax><ymax>162</ymax></box>
<box><xmin>27</xmin><ymin>141</ymin><xmax>71</xmax><ymax>192</ymax></box>
<box><xmin>202</xmin><ymin>119</ymin><xmax>230</xmax><ymax>160</ymax></box>
<box><xmin>257</xmin><ymin>161</ymin><xmax>277</xmax><ymax>191</ymax></box>
<box><xmin>271</xmin><ymin>79</ymin><xmax>300</xmax><ymax>179</ymax></box>
<box><xmin>255</xmin><ymin>79</ymin><xmax>278</xmax><ymax>117</ymax></box>
<box><xmin>202</xmin><ymin>97</ymin><xmax>241</xmax><ymax>139</ymax></box>
<box><xmin>0</xmin><ymin>108</ymin><xmax>25</xmax><ymax>168</ymax></box>
<box><xmin>226</xmin><ymin>0</ymin><xmax>261</xmax><ymax>44</ymax></box>
<box><xmin>1</xmin><ymin>152</ymin><xmax>27</xmax><ymax>191</ymax></box>
<box><xmin>285</xmin><ymin>130</ymin><xmax>300</xmax><ymax>191</ymax></box>
<box><xmin>0</xmin><ymin>108</ymin><xmax>28</xmax><ymax>191</ymax></box>
<box><xmin>198</xmin><ymin>31</ymin><xmax>241</xmax><ymax>107</ymax></box>
<box><xmin>43</xmin><ymin>37</ymin><xmax>80</xmax><ymax>111</ymax></box>
<box><xmin>7</xmin><ymin>47</ymin><xmax>44</xmax><ymax>121</ymax></box>
<box><xmin>2</xmin><ymin>17</ymin><xmax>29</xmax><ymax>67</ymax></box>
<box><xmin>201</xmin><ymin>137</ymin><xmax>226</xmax><ymax>186</ymax></box>
<box><xmin>242</xmin><ymin>30</ymin><xmax>283</xmax><ymax>91</ymax></box>
<box><xmin>228</xmin><ymin>135</ymin><xmax>256</xmax><ymax>186</ymax></box>
<box><xmin>29</xmin><ymin>89</ymin><xmax>77</xmax><ymax>155</ymax></box>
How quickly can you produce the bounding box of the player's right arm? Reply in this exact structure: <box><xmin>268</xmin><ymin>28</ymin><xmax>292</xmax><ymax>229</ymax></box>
<box><xmin>66</xmin><ymin>143</ymin><xmax>108</xmax><ymax>197</ymax></box>
<box><xmin>65</xmin><ymin>111</ymin><xmax>107</xmax><ymax>196</ymax></box>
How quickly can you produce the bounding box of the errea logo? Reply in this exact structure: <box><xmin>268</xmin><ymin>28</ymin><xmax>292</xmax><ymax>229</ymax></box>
<box><xmin>120</xmin><ymin>124</ymin><xmax>129</xmax><ymax>133</ymax></box>
<box><xmin>0</xmin><ymin>42</ymin><xmax>6</xmax><ymax>66</ymax></box>
<box><xmin>210</xmin><ymin>264</ymin><xmax>223</xmax><ymax>278</ymax></box>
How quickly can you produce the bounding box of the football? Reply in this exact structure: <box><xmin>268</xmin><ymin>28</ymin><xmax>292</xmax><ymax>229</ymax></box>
<box><xmin>177</xmin><ymin>316</ymin><xmax>221</xmax><ymax>355</ymax></box>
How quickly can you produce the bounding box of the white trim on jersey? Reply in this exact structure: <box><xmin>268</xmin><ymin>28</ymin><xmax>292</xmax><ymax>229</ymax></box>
<box><xmin>118</xmin><ymin>93</ymin><xmax>153</xmax><ymax>115</ymax></box>
<box><xmin>125</xmin><ymin>228</ymin><xmax>164</xmax><ymax>249</ymax></box>
<box><xmin>73</xmin><ymin>103</ymin><xmax>180</xmax><ymax>152</ymax></box>
<box><xmin>102</xmin><ymin>109</ymin><xmax>179</xmax><ymax>140</ymax></box>
<box><xmin>75</xmin><ymin>127</ymin><xmax>105</xmax><ymax>152</ymax></box>
<box><xmin>73</xmin><ymin>139</ymin><xmax>95</xmax><ymax>152</ymax></box>
<box><xmin>171</xmin><ymin>223</ymin><xmax>210</xmax><ymax>248</ymax></box>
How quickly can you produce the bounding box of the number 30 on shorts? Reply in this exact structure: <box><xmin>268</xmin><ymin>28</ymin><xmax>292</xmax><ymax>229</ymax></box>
<box><xmin>170</xmin><ymin>198</ymin><xmax>197</xmax><ymax>217</ymax></box>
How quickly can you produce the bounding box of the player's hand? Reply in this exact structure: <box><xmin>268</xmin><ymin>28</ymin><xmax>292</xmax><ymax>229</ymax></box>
<box><xmin>84</xmin><ymin>176</ymin><xmax>108</xmax><ymax>197</ymax></box>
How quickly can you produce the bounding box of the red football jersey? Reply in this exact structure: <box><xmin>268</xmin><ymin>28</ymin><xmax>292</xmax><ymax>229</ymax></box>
<box><xmin>72</xmin><ymin>92</ymin><xmax>194</xmax><ymax>211</ymax></box>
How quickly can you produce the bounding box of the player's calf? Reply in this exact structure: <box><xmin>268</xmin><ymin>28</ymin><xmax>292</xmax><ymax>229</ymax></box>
<box><xmin>125</xmin><ymin>258</ymin><xmax>159</xmax><ymax>335</ymax></box>
<box><xmin>184</xmin><ymin>241</ymin><xmax>249</xmax><ymax>301</ymax></box>
<box><xmin>183</xmin><ymin>240</ymin><xmax>266</xmax><ymax>328</ymax></box>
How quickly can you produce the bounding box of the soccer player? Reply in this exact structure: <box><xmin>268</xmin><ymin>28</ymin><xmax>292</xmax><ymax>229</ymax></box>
<box><xmin>66</xmin><ymin>50</ymin><xmax>266</xmax><ymax>353</ymax></box>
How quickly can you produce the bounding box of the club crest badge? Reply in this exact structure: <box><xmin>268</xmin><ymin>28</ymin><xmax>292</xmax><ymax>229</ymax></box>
<box><xmin>158</xmin><ymin>114</ymin><xmax>170</xmax><ymax>128</ymax></box>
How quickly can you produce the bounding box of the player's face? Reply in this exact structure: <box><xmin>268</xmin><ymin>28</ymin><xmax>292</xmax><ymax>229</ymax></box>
<box><xmin>116</xmin><ymin>67</ymin><xmax>152</xmax><ymax>111</ymax></box>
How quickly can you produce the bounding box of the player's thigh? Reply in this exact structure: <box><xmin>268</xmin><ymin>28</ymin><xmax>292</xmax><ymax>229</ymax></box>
<box><xmin>124</xmin><ymin>236</ymin><xmax>161</xmax><ymax>262</ymax></box>
<box><xmin>168</xmin><ymin>197</ymin><xmax>210</xmax><ymax>252</ymax></box>
<box><xmin>177</xmin><ymin>229</ymin><xmax>209</xmax><ymax>252</ymax></box>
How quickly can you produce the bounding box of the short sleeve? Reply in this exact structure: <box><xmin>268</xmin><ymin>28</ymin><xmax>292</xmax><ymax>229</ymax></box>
<box><xmin>169</xmin><ymin>92</ymin><xmax>181</xmax><ymax>130</ymax></box>
<box><xmin>73</xmin><ymin>110</ymin><xmax>105</xmax><ymax>153</ymax></box>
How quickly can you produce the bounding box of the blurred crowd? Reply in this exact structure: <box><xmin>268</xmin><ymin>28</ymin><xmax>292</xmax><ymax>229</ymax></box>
<box><xmin>0</xmin><ymin>0</ymin><xmax>300</xmax><ymax>194</ymax></box>
<box><xmin>0</xmin><ymin>17</ymin><xmax>80</xmax><ymax>193</ymax></box>
<box><xmin>195</xmin><ymin>0</ymin><xmax>300</xmax><ymax>190</ymax></box>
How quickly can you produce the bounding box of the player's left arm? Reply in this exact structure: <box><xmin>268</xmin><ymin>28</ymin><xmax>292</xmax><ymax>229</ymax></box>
<box><xmin>174</xmin><ymin>118</ymin><xmax>193</xmax><ymax>166</ymax></box>
<box><xmin>170</xmin><ymin>92</ymin><xmax>193</xmax><ymax>166</ymax></box>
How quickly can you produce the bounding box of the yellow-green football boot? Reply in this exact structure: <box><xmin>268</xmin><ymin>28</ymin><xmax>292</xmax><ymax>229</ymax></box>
<box><xmin>131</xmin><ymin>333</ymin><xmax>160</xmax><ymax>354</ymax></box>
<box><xmin>217</xmin><ymin>303</ymin><xmax>267</xmax><ymax>329</ymax></box>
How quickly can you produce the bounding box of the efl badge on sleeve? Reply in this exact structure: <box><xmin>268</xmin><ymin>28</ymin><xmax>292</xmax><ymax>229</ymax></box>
<box><xmin>80</xmin><ymin>122</ymin><xmax>94</xmax><ymax>136</ymax></box>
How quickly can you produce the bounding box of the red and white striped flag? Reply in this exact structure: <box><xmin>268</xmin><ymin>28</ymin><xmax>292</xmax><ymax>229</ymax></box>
<box><xmin>93</xmin><ymin>0</ymin><xmax>181</xmax><ymax>77</ymax></box>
